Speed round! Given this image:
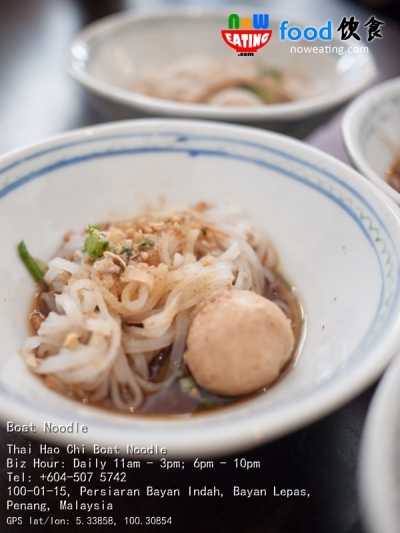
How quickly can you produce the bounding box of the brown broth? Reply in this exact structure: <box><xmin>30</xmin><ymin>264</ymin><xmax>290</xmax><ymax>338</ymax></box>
<box><xmin>28</xmin><ymin>283</ymin><xmax>50</xmax><ymax>335</ymax></box>
<box><xmin>386</xmin><ymin>157</ymin><xmax>400</xmax><ymax>193</ymax></box>
<box><xmin>134</xmin><ymin>272</ymin><xmax>303</xmax><ymax>417</ymax></box>
<box><xmin>29</xmin><ymin>273</ymin><xmax>304</xmax><ymax>417</ymax></box>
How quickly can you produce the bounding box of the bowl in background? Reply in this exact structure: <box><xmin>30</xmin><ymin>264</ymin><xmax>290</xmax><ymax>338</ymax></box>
<box><xmin>342</xmin><ymin>76</ymin><xmax>400</xmax><ymax>205</ymax></box>
<box><xmin>360</xmin><ymin>352</ymin><xmax>400</xmax><ymax>533</ymax></box>
<box><xmin>68</xmin><ymin>8</ymin><xmax>377</xmax><ymax>138</ymax></box>
<box><xmin>1</xmin><ymin>119</ymin><xmax>400</xmax><ymax>458</ymax></box>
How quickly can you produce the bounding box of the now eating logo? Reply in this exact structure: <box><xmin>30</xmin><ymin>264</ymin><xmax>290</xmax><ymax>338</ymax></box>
<box><xmin>221</xmin><ymin>14</ymin><xmax>272</xmax><ymax>53</ymax></box>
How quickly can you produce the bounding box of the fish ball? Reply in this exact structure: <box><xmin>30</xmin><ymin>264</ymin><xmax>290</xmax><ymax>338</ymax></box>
<box><xmin>184</xmin><ymin>290</ymin><xmax>295</xmax><ymax>396</ymax></box>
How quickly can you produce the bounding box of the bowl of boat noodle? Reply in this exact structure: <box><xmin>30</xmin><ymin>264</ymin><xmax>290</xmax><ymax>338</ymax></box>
<box><xmin>1</xmin><ymin>119</ymin><xmax>400</xmax><ymax>458</ymax></box>
<box><xmin>67</xmin><ymin>8</ymin><xmax>377</xmax><ymax>138</ymax></box>
<box><xmin>342</xmin><ymin>77</ymin><xmax>400</xmax><ymax>206</ymax></box>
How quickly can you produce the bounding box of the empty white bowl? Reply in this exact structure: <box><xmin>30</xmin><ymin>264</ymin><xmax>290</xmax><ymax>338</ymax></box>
<box><xmin>1</xmin><ymin>119</ymin><xmax>400</xmax><ymax>458</ymax></box>
<box><xmin>68</xmin><ymin>9</ymin><xmax>377</xmax><ymax>138</ymax></box>
<box><xmin>342</xmin><ymin>76</ymin><xmax>400</xmax><ymax>205</ymax></box>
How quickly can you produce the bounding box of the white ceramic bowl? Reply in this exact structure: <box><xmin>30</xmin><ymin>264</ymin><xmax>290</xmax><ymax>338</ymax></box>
<box><xmin>360</xmin><ymin>353</ymin><xmax>400</xmax><ymax>533</ymax></box>
<box><xmin>1</xmin><ymin>119</ymin><xmax>400</xmax><ymax>458</ymax></box>
<box><xmin>68</xmin><ymin>9</ymin><xmax>377</xmax><ymax>138</ymax></box>
<box><xmin>342</xmin><ymin>76</ymin><xmax>400</xmax><ymax>205</ymax></box>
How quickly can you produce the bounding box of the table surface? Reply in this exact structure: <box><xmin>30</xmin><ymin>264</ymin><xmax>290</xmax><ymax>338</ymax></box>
<box><xmin>0</xmin><ymin>1</ymin><xmax>399</xmax><ymax>532</ymax></box>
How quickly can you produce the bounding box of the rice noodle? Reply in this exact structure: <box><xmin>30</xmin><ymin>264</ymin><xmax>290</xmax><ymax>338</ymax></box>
<box><xmin>133</xmin><ymin>56</ymin><xmax>316</xmax><ymax>105</ymax></box>
<box><xmin>21</xmin><ymin>203</ymin><xmax>278</xmax><ymax>412</ymax></box>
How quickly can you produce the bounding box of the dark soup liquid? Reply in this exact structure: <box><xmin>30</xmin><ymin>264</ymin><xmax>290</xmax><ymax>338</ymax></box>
<box><xmin>30</xmin><ymin>271</ymin><xmax>303</xmax><ymax>417</ymax></box>
<box><xmin>386</xmin><ymin>157</ymin><xmax>400</xmax><ymax>193</ymax></box>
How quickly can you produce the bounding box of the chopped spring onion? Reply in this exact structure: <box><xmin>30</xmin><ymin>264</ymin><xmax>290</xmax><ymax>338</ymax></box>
<box><xmin>139</xmin><ymin>238</ymin><xmax>155</xmax><ymax>248</ymax></box>
<box><xmin>82</xmin><ymin>226</ymin><xmax>109</xmax><ymax>260</ymax></box>
<box><xmin>178</xmin><ymin>377</ymin><xmax>215</xmax><ymax>408</ymax></box>
<box><xmin>199</xmin><ymin>398</ymin><xmax>215</xmax><ymax>409</ymax></box>
<box><xmin>179</xmin><ymin>376</ymin><xmax>196</xmax><ymax>393</ymax></box>
<box><xmin>110</xmin><ymin>245</ymin><xmax>132</xmax><ymax>257</ymax></box>
<box><xmin>244</xmin><ymin>86</ymin><xmax>273</xmax><ymax>103</ymax></box>
<box><xmin>259</xmin><ymin>66</ymin><xmax>282</xmax><ymax>78</ymax></box>
<box><xmin>18</xmin><ymin>241</ymin><xmax>47</xmax><ymax>283</ymax></box>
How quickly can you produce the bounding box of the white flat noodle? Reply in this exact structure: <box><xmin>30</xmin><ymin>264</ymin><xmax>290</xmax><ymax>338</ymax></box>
<box><xmin>218</xmin><ymin>241</ymin><xmax>241</xmax><ymax>261</ymax></box>
<box><xmin>55</xmin><ymin>293</ymin><xmax>85</xmax><ymax>330</ymax></box>
<box><xmin>85</xmin><ymin>318</ymin><xmax>113</xmax><ymax>335</ymax></box>
<box><xmin>35</xmin><ymin>345</ymin><xmax>100</xmax><ymax>374</ymax></box>
<box><xmin>38</xmin><ymin>313</ymin><xmax>73</xmax><ymax>338</ymax></box>
<box><xmin>131</xmin><ymin>353</ymin><xmax>149</xmax><ymax>378</ymax></box>
<box><xmin>20</xmin><ymin>336</ymin><xmax>41</xmax><ymax>357</ymax></box>
<box><xmin>124</xmin><ymin>326</ymin><xmax>175</xmax><ymax>354</ymax></box>
<box><xmin>173</xmin><ymin>253</ymin><xmax>184</xmax><ymax>269</ymax></box>
<box><xmin>44</xmin><ymin>258</ymin><xmax>80</xmax><ymax>285</ymax></box>
<box><xmin>40</xmin><ymin>292</ymin><xmax>57</xmax><ymax>313</ymax></box>
<box><xmin>121</xmin><ymin>282</ymin><xmax>149</xmax><ymax>313</ymax></box>
<box><xmin>21</xmin><ymin>204</ymin><xmax>277</xmax><ymax>411</ymax></box>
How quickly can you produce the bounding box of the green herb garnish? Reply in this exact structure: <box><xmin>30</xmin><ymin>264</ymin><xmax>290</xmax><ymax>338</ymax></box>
<box><xmin>259</xmin><ymin>66</ymin><xmax>282</xmax><ymax>78</ymax></box>
<box><xmin>35</xmin><ymin>259</ymin><xmax>48</xmax><ymax>276</ymax></box>
<box><xmin>179</xmin><ymin>377</ymin><xmax>215</xmax><ymax>409</ymax></box>
<box><xmin>121</xmin><ymin>246</ymin><xmax>133</xmax><ymax>257</ymax></box>
<box><xmin>179</xmin><ymin>376</ymin><xmax>196</xmax><ymax>393</ymax></box>
<box><xmin>199</xmin><ymin>398</ymin><xmax>215</xmax><ymax>409</ymax></box>
<box><xmin>139</xmin><ymin>238</ymin><xmax>155</xmax><ymax>248</ymax></box>
<box><xmin>18</xmin><ymin>241</ymin><xmax>47</xmax><ymax>283</ymax></box>
<box><xmin>109</xmin><ymin>244</ymin><xmax>133</xmax><ymax>257</ymax></box>
<box><xmin>244</xmin><ymin>86</ymin><xmax>273</xmax><ymax>103</ymax></box>
<box><xmin>82</xmin><ymin>225</ymin><xmax>109</xmax><ymax>260</ymax></box>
